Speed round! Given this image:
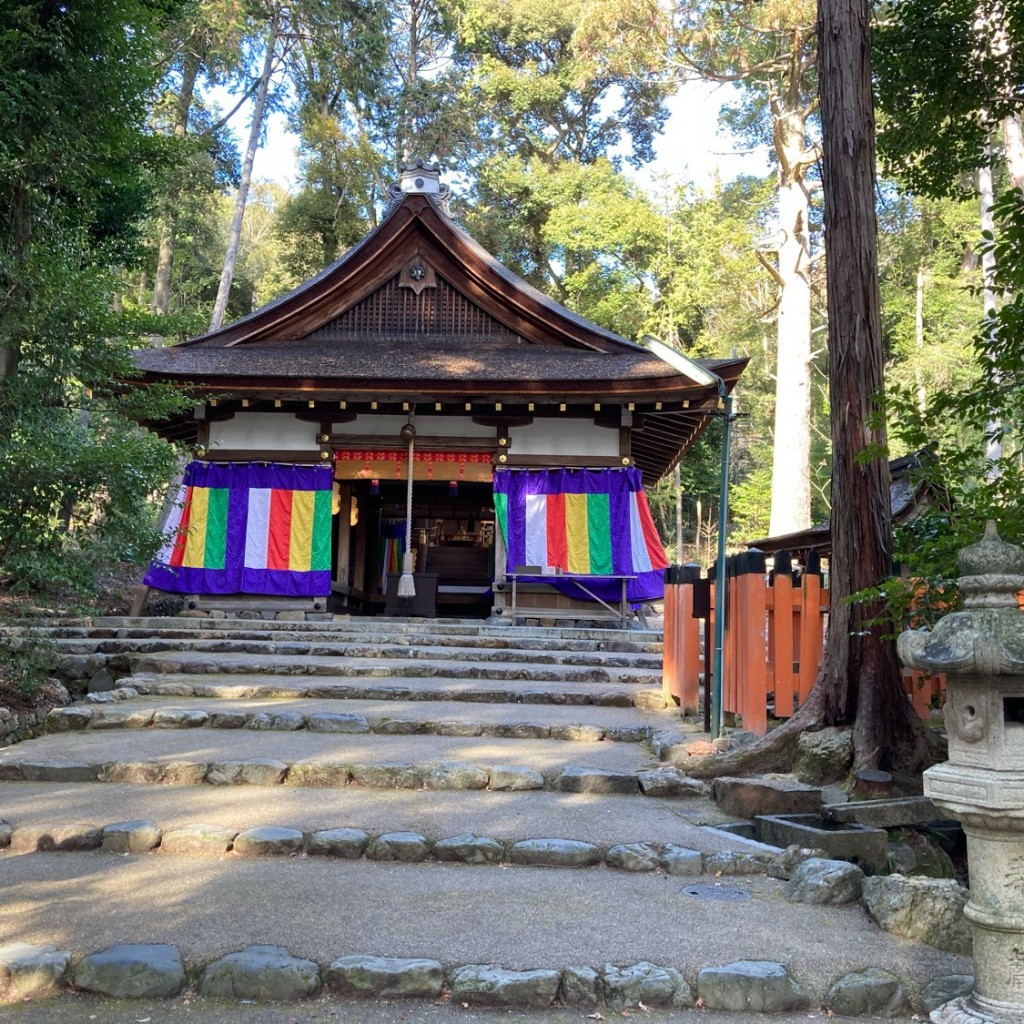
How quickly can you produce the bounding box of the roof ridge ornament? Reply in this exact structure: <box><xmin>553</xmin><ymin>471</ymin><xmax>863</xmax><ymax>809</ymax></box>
<box><xmin>386</xmin><ymin>160</ymin><xmax>452</xmax><ymax>215</ymax></box>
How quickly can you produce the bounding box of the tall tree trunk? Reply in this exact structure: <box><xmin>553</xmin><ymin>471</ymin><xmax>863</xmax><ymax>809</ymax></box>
<box><xmin>209</xmin><ymin>7</ymin><xmax>280</xmax><ymax>333</ymax></box>
<box><xmin>1002</xmin><ymin>114</ymin><xmax>1024</xmax><ymax>190</ymax></box>
<box><xmin>979</xmin><ymin>160</ymin><xmax>1002</xmax><ymax>468</ymax></box>
<box><xmin>768</xmin><ymin>93</ymin><xmax>814</xmax><ymax>537</ymax></box>
<box><xmin>689</xmin><ymin>0</ymin><xmax>942</xmax><ymax>781</ymax></box>
<box><xmin>152</xmin><ymin>48</ymin><xmax>202</xmax><ymax>325</ymax></box>
<box><xmin>816</xmin><ymin>0</ymin><xmax>933</xmax><ymax>770</ymax></box>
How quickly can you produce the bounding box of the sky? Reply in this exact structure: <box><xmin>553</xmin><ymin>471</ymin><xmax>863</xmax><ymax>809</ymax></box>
<box><xmin>242</xmin><ymin>80</ymin><xmax>772</xmax><ymax>197</ymax></box>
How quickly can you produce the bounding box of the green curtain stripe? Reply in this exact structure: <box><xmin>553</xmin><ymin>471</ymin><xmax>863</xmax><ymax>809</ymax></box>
<box><xmin>203</xmin><ymin>488</ymin><xmax>230</xmax><ymax>570</ymax></box>
<box><xmin>494</xmin><ymin>492</ymin><xmax>508</xmax><ymax>546</ymax></box>
<box><xmin>311</xmin><ymin>488</ymin><xmax>333</xmax><ymax>572</ymax></box>
<box><xmin>586</xmin><ymin>492</ymin><xmax>612</xmax><ymax>575</ymax></box>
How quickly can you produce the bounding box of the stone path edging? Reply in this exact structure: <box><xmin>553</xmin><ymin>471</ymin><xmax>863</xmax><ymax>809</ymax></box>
<box><xmin>48</xmin><ymin>701</ymin><xmax>659</xmax><ymax>744</ymax></box>
<box><xmin>0</xmin><ymin>942</ymin><xmax>974</xmax><ymax>1014</ymax></box>
<box><xmin>0</xmin><ymin>757</ymin><xmax>705</xmax><ymax>798</ymax></box>
<box><xmin>0</xmin><ymin>818</ymin><xmax>759</xmax><ymax>875</ymax></box>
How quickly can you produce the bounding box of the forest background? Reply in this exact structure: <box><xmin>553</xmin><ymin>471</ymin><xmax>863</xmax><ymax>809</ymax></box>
<box><xmin>0</xmin><ymin>0</ymin><xmax>1021</xmax><ymax>623</ymax></box>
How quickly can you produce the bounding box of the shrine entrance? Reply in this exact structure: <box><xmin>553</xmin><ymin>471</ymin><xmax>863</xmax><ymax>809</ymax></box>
<box><xmin>331</xmin><ymin>472</ymin><xmax>496</xmax><ymax>618</ymax></box>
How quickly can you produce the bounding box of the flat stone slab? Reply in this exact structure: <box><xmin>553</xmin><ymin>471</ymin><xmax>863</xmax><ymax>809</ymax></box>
<box><xmin>73</xmin><ymin>943</ymin><xmax>185</xmax><ymax>998</ymax></box>
<box><xmin>325</xmin><ymin>955</ymin><xmax>443</xmax><ymax>998</ymax></box>
<box><xmin>449</xmin><ymin>965</ymin><xmax>561</xmax><ymax>1007</ymax></box>
<box><xmin>696</xmin><ymin>960</ymin><xmax>809</xmax><ymax>1012</ymax></box>
<box><xmin>828</xmin><ymin>796</ymin><xmax>939</xmax><ymax>828</ymax></box>
<box><xmin>198</xmin><ymin>945</ymin><xmax>320</xmax><ymax>1001</ymax></box>
<box><xmin>713</xmin><ymin>776</ymin><xmax>822</xmax><ymax>818</ymax></box>
<box><xmin>0</xmin><ymin>942</ymin><xmax>71</xmax><ymax>1000</ymax></box>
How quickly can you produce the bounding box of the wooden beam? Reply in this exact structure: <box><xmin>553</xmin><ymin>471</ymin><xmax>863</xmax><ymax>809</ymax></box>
<box><xmin>199</xmin><ymin>449</ymin><xmax>323</xmax><ymax>463</ymax></box>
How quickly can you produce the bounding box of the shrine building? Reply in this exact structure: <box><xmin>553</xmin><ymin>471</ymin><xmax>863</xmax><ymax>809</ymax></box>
<box><xmin>133</xmin><ymin>164</ymin><xmax>746</xmax><ymax>624</ymax></box>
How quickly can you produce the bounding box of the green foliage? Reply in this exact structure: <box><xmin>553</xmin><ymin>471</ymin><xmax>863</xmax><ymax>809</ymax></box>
<box><xmin>874</xmin><ymin>0</ymin><xmax>1024</xmax><ymax>198</ymax></box>
<box><xmin>0</xmin><ymin>634</ymin><xmax>58</xmax><ymax>702</ymax></box>
<box><xmin>0</xmin><ymin>0</ymin><xmax>191</xmax><ymax>596</ymax></box>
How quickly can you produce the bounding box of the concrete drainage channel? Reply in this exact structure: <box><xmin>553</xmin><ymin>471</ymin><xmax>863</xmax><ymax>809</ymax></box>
<box><xmin>0</xmin><ymin>944</ymin><xmax>975</xmax><ymax>1016</ymax></box>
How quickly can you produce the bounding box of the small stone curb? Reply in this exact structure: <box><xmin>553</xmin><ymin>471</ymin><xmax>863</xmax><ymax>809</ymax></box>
<box><xmin>0</xmin><ymin>944</ymin><xmax>966</xmax><ymax>1014</ymax></box>
<box><xmin>2</xmin><ymin>819</ymin><xmax>768</xmax><ymax>875</ymax></box>
<box><xmin>0</xmin><ymin>756</ymin><xmax>707</xmax><ymax>799</ymax></box>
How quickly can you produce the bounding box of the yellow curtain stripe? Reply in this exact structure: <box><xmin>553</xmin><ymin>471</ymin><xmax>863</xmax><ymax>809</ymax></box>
<box><xmin>182</xmin><ymin>486</ymin><xmax>210</xmax><ymax>568</ymax></box>
<box><xmin>564</xmin><ymin>492</ymin><xmax>591</xmax><ymax>574</ymax></box>
<box><xmin>288</xmin><ymin>489</ymin><xmax>315</xmax><ymax>572</ymax></box>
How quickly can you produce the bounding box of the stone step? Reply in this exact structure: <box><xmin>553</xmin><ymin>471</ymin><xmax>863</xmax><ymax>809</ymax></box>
<box><xmin>51</xmin><ymin>636</ymin><xmax>663</xmax><ymax>669</ymax></box>
<box><xmin>0</xmin><ymin>781</ymin><xmax>734</xmax><ymax>847</ymax></box>
<box><xmin>47</xmin><ymin>694</ymin><xmax>685</xmax><ymax>744</ymax></box>
<box><xmin>127</xmin><ymin>651</ymin><xmax>662</xmax><ymax>686</ymax></box>
<box><xmin>0</xmin><ymin>853</ymin><xmax>970</xmax><ymax>1009</ymax></box>
<box><xmin>0</xmin><ymin>727</ymin><xmax>705</xmax><ymax>798</ymax></box>
<box><xmin>10</xmin><ymin>625</ymin><xmax>663</xmax><ymax>656</ymax></box>
<box><xmin>21</xmin><ymin>614</ymin><xmax>664</xmax><ymax>645</ymax></box>
<box><xmin>120</xmin><ymin>672</ymin><xmax>670</xmax><ymax>710</ymax></box>
<box><xmin>2</xmin><ymin>819</ymin><xmax>747</xmax><ymax>877</ymax></box>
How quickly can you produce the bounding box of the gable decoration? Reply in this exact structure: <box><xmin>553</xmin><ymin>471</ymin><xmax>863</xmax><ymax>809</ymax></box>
<box><xmin>492</xmin><ymin>467</ymin><xmax>669</xmax><ymax>603</ymax></box>
<box><xmin>144</xmin><ymin>462</ymin><xmax>333</xmax><ymax>597</ymax></box>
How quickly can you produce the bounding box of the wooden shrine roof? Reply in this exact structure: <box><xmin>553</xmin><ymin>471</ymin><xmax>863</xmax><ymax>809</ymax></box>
<box><xmin>132</xmin><ymin>189</ymin><xmax>747</xmax><ymax>479</ymax></box>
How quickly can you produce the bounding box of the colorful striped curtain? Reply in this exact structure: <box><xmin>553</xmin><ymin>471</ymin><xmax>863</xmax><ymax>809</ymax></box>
<box><xmin>145</xmin><ymin>462</ymin><xmax>333</xmax><ymax>596</ymax></box>
<box><xmin>493</xmin><ymin>467</ymin><xmax>669</xmax><ymax>603</ymax></box>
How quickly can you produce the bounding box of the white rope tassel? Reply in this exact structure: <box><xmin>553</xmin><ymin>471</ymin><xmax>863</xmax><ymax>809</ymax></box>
<box><xmin>397</xmin><ymin>435</ymin><xmax>416</xmax><ymax>598</ymax></box>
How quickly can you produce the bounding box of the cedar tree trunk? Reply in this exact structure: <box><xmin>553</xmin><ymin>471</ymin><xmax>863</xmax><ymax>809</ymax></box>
<box><xmin>690</xmin><ymin>0</ymin><xmax>940</xmax><ymax>779</ymax></box>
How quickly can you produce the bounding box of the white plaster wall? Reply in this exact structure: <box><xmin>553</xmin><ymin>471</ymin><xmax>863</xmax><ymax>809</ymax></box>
<box><xmin>510</xmin><ymin>420</ymin><xmax>618</xmax><ymax>457</ymax></box>
<box><xmin>208</xmin><ymin>413</ymin><xmax>316</xmax><ymax>451</ymax></box>
<box><xmin>331</xmin><ymin>415</ymin><xmax>495</xmax><ymax>438</ymax></box>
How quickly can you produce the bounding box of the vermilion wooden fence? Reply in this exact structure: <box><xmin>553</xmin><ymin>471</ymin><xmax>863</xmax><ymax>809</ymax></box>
<box><xmin>661</xmin><ymin>551</ymin><xmax>945</xmax><ymax>736</ymax></box>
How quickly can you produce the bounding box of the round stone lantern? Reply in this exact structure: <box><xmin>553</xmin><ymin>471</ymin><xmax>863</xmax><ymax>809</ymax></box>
<box><xmin>899</xmin><ymin>522</ymin><xmax>1024</xmax><ymax>1024</ymax></box>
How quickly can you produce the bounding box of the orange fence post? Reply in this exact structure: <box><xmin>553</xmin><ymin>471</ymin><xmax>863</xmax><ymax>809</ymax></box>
<box><xmin>798</xmin><ymin>549</ymin><xmax>825</xmax><ymax>704</ymax></box>
<box><xmin>735</xmin><ymin>550</ymin><xmax>768</xmax><ymax>736</ymax></box>
<box><xmin>771</xmin><ymin>550</ymin><xmax>796</xmax><ymax>719</ymax></box>
<box><xmin>662</xmin><ymin>566</ymin><xmax>680</xmax><ymax>706</ymax></box>
<box><xmin>680</xmin><ymin>564</ymin><xmax>702</xmax><ymax>714</ymax></box>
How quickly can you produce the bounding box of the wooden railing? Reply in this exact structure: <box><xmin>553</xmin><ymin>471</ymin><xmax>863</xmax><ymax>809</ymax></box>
<box><xmin>662</xmin><ymin>551</ymin><xmax>945</xmax><ymax>736</ymax></box>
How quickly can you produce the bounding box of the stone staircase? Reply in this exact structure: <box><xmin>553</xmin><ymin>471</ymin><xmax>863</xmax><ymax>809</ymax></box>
<box><xmin>0</xmin><ymin>615</ymin><xmax>972</xmax><ymax>1012</ymax></box>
